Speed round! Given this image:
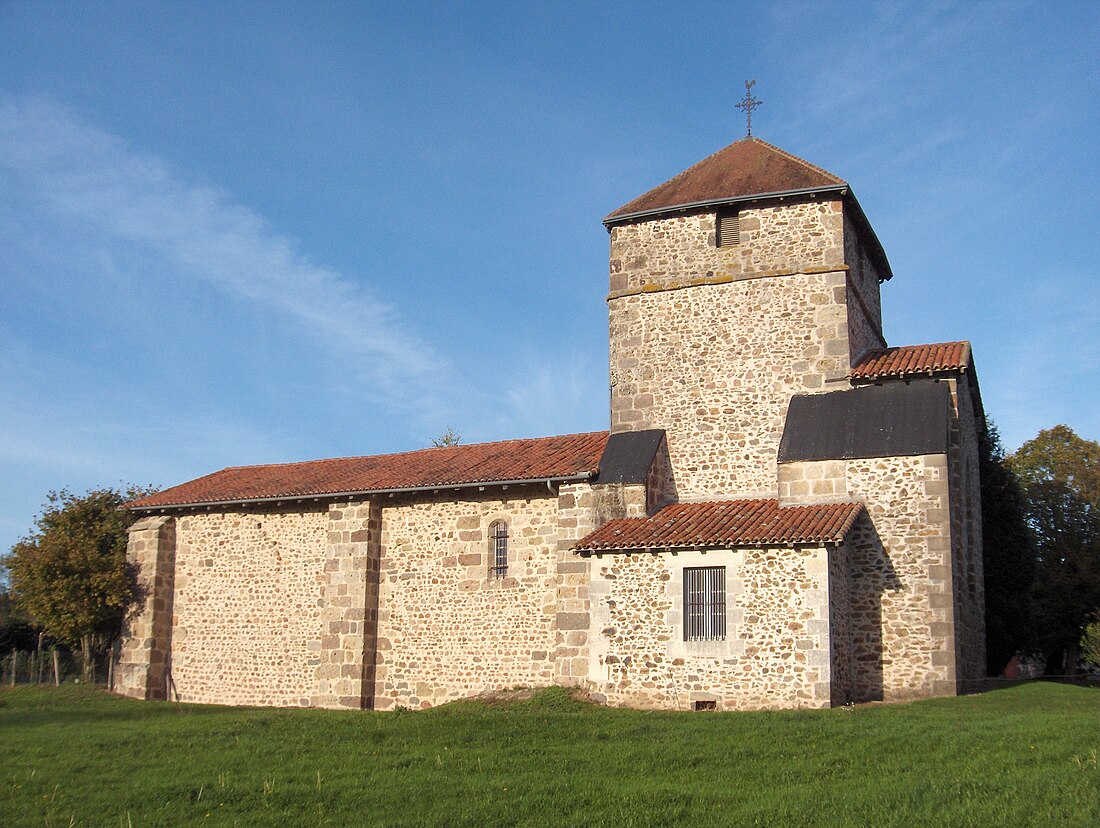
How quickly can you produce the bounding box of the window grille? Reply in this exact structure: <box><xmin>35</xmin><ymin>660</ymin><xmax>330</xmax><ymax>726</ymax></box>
<box><xmin>683</xmin><ymin>566</ymin><xmax>726</xmax><ymax>641</ymax></box>
<box><xmin>717</xmin><ymin>212</ymin><xmax>740</xmax><ymax>247</ymax></box>
<box><xmin>489</xmin><ymin>520</ymin><xmax>509</xmax><ymax>578</ymax></box>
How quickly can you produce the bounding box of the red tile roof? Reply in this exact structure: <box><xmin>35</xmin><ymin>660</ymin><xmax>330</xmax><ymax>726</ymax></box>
<box><xmin>573</xmin><ymin>499</ymin><xmax>864</xmax><ymax>553</ymax></box>
<box><xmin>129</xmin><ymin>432</ymin><xmax>609</xmax><ymax>510</ymax></box>
<box><xmin>605</xmin><ymin>137</ymin><xmax>846</xmax><ymax>224</ymax></box>
<box><xmin>850</xmin><ymin>341</ymin><xmax>971</xmax><ymax>381</ymax></box>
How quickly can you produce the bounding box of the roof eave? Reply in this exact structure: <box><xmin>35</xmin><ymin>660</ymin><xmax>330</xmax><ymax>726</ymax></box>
<box><xmin>840</xmin><ymin>188</ymin><xmax>894</xmax><ymax>282</ymax></box>
<box><xmin>128</xmin><ymin>471</ymin><xmax>597</xmax><ymax>513</ymax></box>
<box><xmin>602</xmin><ymin>184</ymin><xmax>850</xmax><ymax>229</ymax></box>
<box><xmin>575</xmin><ymin>537</ymin><xmax>846</xmax><ymax>555</ymax></box>
<box><xmin>849</xmin><ymin>365</ymin><xmax>967</xmax><ymax>383</ymax></box>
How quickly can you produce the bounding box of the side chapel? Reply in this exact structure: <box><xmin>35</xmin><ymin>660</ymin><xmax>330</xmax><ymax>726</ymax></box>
<box><xmin>118</xmin><ymin>129</ymin><xmax>986</xmax><ymax>711</ymax></box>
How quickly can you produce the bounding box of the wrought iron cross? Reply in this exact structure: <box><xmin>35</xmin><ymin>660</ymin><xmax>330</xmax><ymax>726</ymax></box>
<box><xmin>736</xmin><ymin>80</ymin><xmax>763</xmax><ymax>137</ymax></box>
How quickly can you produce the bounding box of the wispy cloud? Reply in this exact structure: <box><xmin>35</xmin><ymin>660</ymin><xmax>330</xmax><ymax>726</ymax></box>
<box><xmin>0</xmin><ymin>95</ymin><xmax>606</xmax><ymax>454</ymax></box>
<box><xmin>0</xmin><ymin>97</ymin><xmax>448</xmax><ymax>410</ymax></box>
<box><xmin>503</xmin><ymin>350</ymin><xmax>606</xmax><ymax>440</ymax></box>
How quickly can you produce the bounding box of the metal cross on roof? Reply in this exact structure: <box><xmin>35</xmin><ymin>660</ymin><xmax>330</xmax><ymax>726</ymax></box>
<box><xmin>736</xmin><ymin>79</ymin><xmax>763</xmax><ymax>137</ymax></box>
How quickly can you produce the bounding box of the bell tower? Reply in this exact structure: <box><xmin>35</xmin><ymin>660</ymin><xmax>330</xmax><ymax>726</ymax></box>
<box><xmin>604</xmin><ymin>136</ymin><xmax>892</xmax><ymax>499</ymax></box>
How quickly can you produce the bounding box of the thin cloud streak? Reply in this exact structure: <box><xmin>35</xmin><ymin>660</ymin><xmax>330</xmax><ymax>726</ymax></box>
<box><xmin>0</xmin><ymin>97</ymin><xmax>447</xmax><ymax>407</ymax></box>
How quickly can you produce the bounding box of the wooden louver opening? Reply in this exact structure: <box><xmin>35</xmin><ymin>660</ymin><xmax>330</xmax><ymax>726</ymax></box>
<box><xmin>717</xmin><ymin>212</ymin><xmax>740</xmax><ymax>247</ymax></box>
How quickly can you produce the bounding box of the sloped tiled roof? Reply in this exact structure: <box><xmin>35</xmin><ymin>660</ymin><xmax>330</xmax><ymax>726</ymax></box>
<box><xmin>573</xmin><ymin>499</ymin><xmax>864</xmax><ymax>553</ymax></box>
<box><xmin>850</xmin><ymin>341</ymin><xmax>971</xmax><ymax>381</ymax></box>
<box><xmin>129</xmin><ymin>432</ymin><xmax>609</xmax><ymax>510</ymax></box>
<box><xmin>605</xmin><ymin>137</ymin><xmax>846</xmax><ymax>224</ymax></box>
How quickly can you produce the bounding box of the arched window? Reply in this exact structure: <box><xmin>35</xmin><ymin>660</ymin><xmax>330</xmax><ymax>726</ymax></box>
<box><xmin>488</xmin><ymin>520</ymin><xmax>509</xmax><ymax>578</ymax></box>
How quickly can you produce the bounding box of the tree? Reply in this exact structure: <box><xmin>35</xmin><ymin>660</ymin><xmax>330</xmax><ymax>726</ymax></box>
<box><xmin>3</xmin><ymin>486</ymin><xmax>156</xmax><ymax>682</ymax></box>
<box><xmin>979</xmin><ymin>421</ymin><xmax>1035</xmax><ymax>675</ymax></box>
<box><xmin>1082</xmin><ymin>613</ymin><xmax>1100</xmax><ymax>671</ymax></box>
<box><xmin>1009</xmin><ymin>425</ymin><xmax>1100</xmax><ymax>674</ymax></box>
<box><xmin>0</xmin><ymin>574</ymin><xmax>41</xmax><ymax>653</ymax></box>
<box><xmin>431</xmin><ymin>427</ymin><xmax>462</xmax><ymax>447</ymax></box>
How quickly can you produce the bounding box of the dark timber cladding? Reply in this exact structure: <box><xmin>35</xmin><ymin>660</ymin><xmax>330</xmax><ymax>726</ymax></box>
<box><xmin>778</xmin><ymin>382</ymin><xmax>952</xmax><ymax>463</ymax></box>
<box><xmin>594</xmin><ymin>429</ymin><xmax>665</xmax><ymax>484</ymax></box>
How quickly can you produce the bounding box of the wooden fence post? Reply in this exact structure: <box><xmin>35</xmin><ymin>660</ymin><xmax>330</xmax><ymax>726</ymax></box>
<box><xmin>52</xmin><ymin>649</ymin><xmax>60</xmax><ymax>686</ymax></box>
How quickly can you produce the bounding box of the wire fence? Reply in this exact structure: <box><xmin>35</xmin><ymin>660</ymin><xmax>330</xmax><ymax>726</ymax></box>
<box><xmin>1</xmin><ymin>648</ymin><xmax>118</xmax><ymax>689</ymax></box>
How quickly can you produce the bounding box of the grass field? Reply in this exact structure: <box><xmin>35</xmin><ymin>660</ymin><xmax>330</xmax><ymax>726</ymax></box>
<box><xmin>1</xmin><ymin>683</ymin><xmax>1098</xmax><ymax>827</ymax></box>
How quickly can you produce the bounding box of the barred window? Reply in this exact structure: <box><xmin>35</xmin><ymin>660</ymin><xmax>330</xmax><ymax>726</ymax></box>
<box><xmin>717</xmin><ymin>211</ymin><xmax>740</xmax><ymax>247</ymax></box>
<box><xmin>683</xmin><ymin>566</ymin><xmax>726</xmax><ymax>641</ymax></box>
<box><xmin>489</xmin><ymin>520</ymin><xmax>509</xmax><ymax>578</ymax></box>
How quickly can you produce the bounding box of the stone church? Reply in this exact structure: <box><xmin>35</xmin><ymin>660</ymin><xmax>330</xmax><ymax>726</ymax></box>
<box><xmin>118</xmin><ymin>134</ymin><xmax>986</xmax><ymax>712</ymax></box>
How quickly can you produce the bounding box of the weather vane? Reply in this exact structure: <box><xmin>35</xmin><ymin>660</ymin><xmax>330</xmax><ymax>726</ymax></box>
<box><xmin>736</xmin><ymin>80</ymin><xmax>763</xmax><ymax>137</ymax></box>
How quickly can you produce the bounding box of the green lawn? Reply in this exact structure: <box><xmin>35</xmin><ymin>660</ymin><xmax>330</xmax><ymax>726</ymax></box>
<box><xmin>1</xmin><ymin>683</ymin><xmax>1097</xmax><ymax>827</ymax></box>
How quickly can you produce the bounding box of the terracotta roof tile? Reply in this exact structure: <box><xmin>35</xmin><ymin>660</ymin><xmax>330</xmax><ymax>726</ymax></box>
<box><xmin>129</xmin><ymin>432</ymin><xmax>609</xmax><ymax>510</ymax></box>
<box><xmin>573</xmin><ymin>499</ymin><xmax>864</xmax><ymax>552</ymax></box>
<box><xmin>605</xmin><ymin>137</ymin><xmax>846</xmax><ymax>224</ymax></box>
<box><xmin>850</xmin><ymin>341</ymin><xmax>971</xmax><ymax>380</ymax></box>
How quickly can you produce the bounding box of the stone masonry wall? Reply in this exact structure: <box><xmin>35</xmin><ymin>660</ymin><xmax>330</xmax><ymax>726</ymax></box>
<box><xmin>948</xmin><ymin>375</ymin><xmax>986</xmax><ymax>686</ymax></box>
<box><xmin>779</xmin><ymin>454</ymin><xmax>957</xmax><ymax>701</ymax></box>
<box><xmin>586</xmin><ymin>547</ymin><xmax>835</xmax><ymax>710</ymax></box>
<box><xmin>117</xmin><ymin>515</ymin><xmax>176</xmax><ymax>700</ymax></box>
<box><xmin>842</xmin><ymin>211</ymin><xmax>887</xmax><ymax>364</ymax></box>
<box><xmin>608</xmin><ymin>200</ymin><xmax>845</xmax><ymax>297</ymax></box>
<box><xmin>313</xmin><ymin>500</ymin><xmax>381</xmax><ymax>709</ymax></box>
<box><xmin>170</xmin><ymin>508</ymin><xmax>329</xmax><ymax>706</ymax></box>
<box><xmin>645</xmin><ymin>435</ymin><xmax>677</xmax><ymax>514</ymax></box>
<box><xmin>610</xmin><ymin>274</ymin><xmax>851</xmax><ymax>497</ymax></box>
<box><xmin>828</xmin><ymin>539</ymin><xmax>854</xmax><ymax>706</ymax></box>
<box><xmin>553</xmin><ymin>482</ymin><xmax>648</xmax><ymax>686</ymax></box>
<box><xmin>372</xmin><ymin>488</ymin><xmax>562</xmax><ymax>709</ymax></box>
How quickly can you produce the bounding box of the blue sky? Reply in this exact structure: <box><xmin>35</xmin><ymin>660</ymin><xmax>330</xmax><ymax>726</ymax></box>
<box><xmin>1</xmin><ymin>0</ymin><xmax>1097</xmax><ymax>552</ymax></box>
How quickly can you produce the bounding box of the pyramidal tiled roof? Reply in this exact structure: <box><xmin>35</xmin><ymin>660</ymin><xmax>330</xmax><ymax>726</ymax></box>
<box><xmin>850</xmin><ymin>341</ymin><xmax>971</xmax><ymax>381</ymax></box>
<box><xmin>605</xmin><ymin>137</ymin><xmax>847</xmax><ymax>224</ymax></box>
<box><xmin>129</xmin><ymin>432</ymin><xmax>609</xmax><ymax>510</ymax></box>
<box><xmin>573</xmin><ymin>499</ymin><xmax>864</xmax><ymax>553</ymax></box>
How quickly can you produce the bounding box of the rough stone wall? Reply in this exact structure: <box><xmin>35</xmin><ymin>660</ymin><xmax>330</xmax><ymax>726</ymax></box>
<box><xmin>586</xmin><ymin>547</ymin><xmax>835</xmax><ymax>710</ymax></box>
<box><xmin>947</xmin><ymin>375</ymin><xmax>986</xmax><ymax>687</ymax></box>
<box><xmin>779</xmin><ymin>455</ymin><xmax>958</xmax><ymax>701</ymax></box>
<box><xmin>610</xmin><ymin>274</ymin><xmax>850</xmax><ymax>497</ymax></box>
<box><xmin>117</xmin><ymin>515</ymin><xmax>176</xmax><ymax>700</ymax></box>
<box><xmin>170</xmin><ymin>508</ymin><xmax>329</xmax><ymax>706</ymax></box>
<box><xmin>313</xmin><ymin>500</ymin><xmax>381</xmax><ymax>709</ymax></box>
<box><xmin>608</xmin><ymin>200</ymin><xmax>845</xmax><ymax>297</ymax></box>
<box><xmin>828</xmin><ymin>539</ymin><xmax>854</xmax><ymax>706</ymax></box>
<box><xmin>644</xmin><ymin>435</ymin><xmax>677</xmax><ymax>514</ymax></box>
<box><xmin>842</xmin><ymin>211</ymin><xmax>887</xmax><ymax>364</ymax></box>
<box><xmin>372</xmin><ymin>488</ymin><xmax>562</xmax><ymax>709</ymax></box>
<box><xmin>778</xmin><ymin>460</ymin><xmax>851</xmax><ymax>506</ymax></box>
<box><xmin>553</xmin><ymin>482</ymin><xmax>647</xmax><ymax>686</ymax></box>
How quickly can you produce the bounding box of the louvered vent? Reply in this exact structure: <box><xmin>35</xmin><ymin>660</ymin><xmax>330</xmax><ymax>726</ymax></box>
<box><xmin>717</xmin><ymin>212</ymin><xmax>740</xmax><ymax>247</ymax></box>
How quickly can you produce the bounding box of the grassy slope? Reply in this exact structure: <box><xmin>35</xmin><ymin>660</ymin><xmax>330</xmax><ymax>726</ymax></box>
<box><xmin>1</xmin><ymin>683</ymin><xmax>1097</xmax><ymax>827</ymax></box>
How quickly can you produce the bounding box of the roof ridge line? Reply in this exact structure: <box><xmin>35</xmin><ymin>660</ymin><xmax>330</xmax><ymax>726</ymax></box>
<box><xmin>214</xmin><ymin>430</ymin><xmax>610</xmax><ymax>473</ymax></box>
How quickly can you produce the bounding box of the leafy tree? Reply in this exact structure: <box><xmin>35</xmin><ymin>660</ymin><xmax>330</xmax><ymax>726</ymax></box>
<box><xmin>1082</xmin><ymin>613</ymin><xmax>1100</xmax><ymax>670</ymax></box>
<box><xmin>431</xmin><ymin>427</ymin><xmax>462</xmax><ymax>447</ymax></box>
<box><xmin>0</xmin><ymin>575</ymin><xmax>42</xmax><ymax>653</ymax></box>
<box><xmin>1009</xmin><ymin>425</ymin><xmax>1100</xmax><ymax>674</ymax></box>
<box><xmin>980</xmin><ymin>421</ymin><xmax>1035</xmax><ymax>675</ymax></box>
<box><xmin>3</xmin><ymin>486</ymin><xmax>156</xmax><ymax>681</ymax></box>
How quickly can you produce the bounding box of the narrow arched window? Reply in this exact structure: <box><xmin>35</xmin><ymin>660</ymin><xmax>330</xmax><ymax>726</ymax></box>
<box><xmin>489</xmin><ymin>520</ymin><xmax>509</xmax><ymax>578</ymax></box>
